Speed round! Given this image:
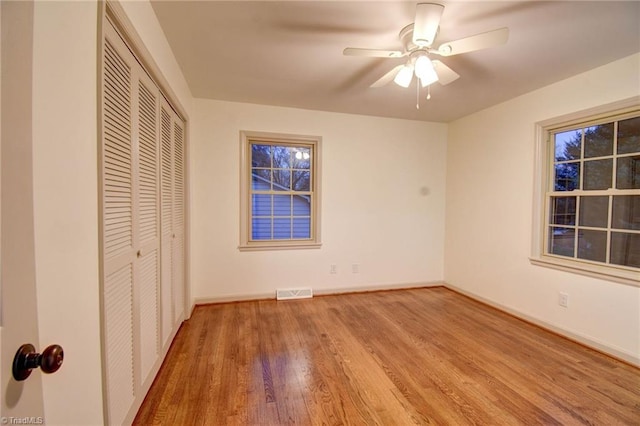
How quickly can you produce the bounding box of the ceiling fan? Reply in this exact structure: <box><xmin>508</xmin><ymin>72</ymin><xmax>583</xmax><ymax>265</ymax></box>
<box><xmin>343</xmin><ymin>3</ymin><xmax>509</xmax><ymax>99</ymax></box>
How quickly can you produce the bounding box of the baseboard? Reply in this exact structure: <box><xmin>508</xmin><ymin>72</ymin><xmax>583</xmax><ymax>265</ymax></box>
<box><xmin>194</xmin><ymin>292</ymin><xmax>274</xmax><ymax>305</ymax></box>
<box><xmin>193</xmin><ymin>281</ymin><xmax>443</xmax><ymax>306</ymax></box>
<box><xmin>313</xmin><ymin>281</ymin><xmax>443</xmax><ymax>296</ymax></box>
<box><xmin>444</xmin><ymin>282</ymin><xmax>640</xmax><ymax>368</ymax></box>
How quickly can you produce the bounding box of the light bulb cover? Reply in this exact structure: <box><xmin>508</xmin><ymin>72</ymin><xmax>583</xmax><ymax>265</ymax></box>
<box><xmin>394</xmin><ymin>64</ymin><xmax>414</xmax><ymax>88</ymax></box>
<box><xmin>414</xmin><ymin>55</ymin><xmax>433</xmax><ymax>78</ymax></box>
<box><xmin>419</xmin><ymin>69</ymin><xmax>439</xmax><ymax>87</ymax></box>
<box><xmin>415</xmin><ymin>55</ymin><xmax>438</xmax><ymax>87</ymax></box>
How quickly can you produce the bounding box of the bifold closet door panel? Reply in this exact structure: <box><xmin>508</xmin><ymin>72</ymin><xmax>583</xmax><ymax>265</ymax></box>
<box><xmin>136</xmin><ymin>71</ymin><xmax>161</xmax><ymax>386</ymax></box>
<box><xmin>102</xmin><ymin>21</ymin><xmax>136</xmax><ymax>426</ymax></box>
<box><xmin>160</xmin><ymin>101</ymin><xmax>186</xmax><ymax>335</ymax></box>
<box><xmin>172</xmin><ymin>118</ymin><xmax>185</xmax><ymax>322</ymax></box>
<box><xmin>160</xmin><ymin>101</ymin><xmax>174</xmax><ymax>346</ymax></box>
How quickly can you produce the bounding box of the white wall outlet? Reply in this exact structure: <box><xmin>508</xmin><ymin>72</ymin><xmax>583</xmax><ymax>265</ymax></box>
<box><xmin>559</xmin><ymin>292</ymin><xmax>569</xmax><ymax>308</ymax></box>
<box><xmin>352</xmin><ymin>263</ymin><xmax>359</xmax><ymax>274</ymax></box>
<box><xmin>330</xmin><ymin>264</ymin><xmax>337</xmax><ymax>274</ymax></box>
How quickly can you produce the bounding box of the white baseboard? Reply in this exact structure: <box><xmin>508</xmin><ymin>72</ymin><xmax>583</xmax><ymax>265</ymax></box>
<box><xmin>313</xmin><ymin>281</ymin><xmax>443</xmax><ymax>296</ymax></box>
<box><xmin>194</xmin><ymin>292</ymin><xmax>274</xmax><ymax>306</ymax></box>
<box><xmin>444</xmin><ymin>282</ymin><xmax>640</xmax><ymax>368</ymax></box>
<box><xmin>193</xmin><ymin>281</ymin><xmax>443</xmax><ymax>306</ymax></box>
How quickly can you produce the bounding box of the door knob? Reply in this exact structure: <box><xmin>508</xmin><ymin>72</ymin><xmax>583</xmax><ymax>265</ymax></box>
<box><xmin>12</xmin><ymin>343</ymin><xmax>64</xmax><ymax>381</ymax></box>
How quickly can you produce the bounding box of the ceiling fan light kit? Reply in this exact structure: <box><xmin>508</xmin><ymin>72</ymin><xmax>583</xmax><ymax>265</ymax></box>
<box><xmin>393</xmin><ymin>63</ymin><xmax>415</xmax><ymax>88</ymax></box>
<box><xmin>414</xmin><ymin>54</ymin><xmax>438</xmax><ymax>86</ymax></box>
<box><xmin>343</xmin><ymin>2</ymin><xmax>509</xmax><ymax>107</ymax></box>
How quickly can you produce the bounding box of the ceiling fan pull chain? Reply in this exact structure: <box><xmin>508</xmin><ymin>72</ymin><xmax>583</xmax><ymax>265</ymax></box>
<box><xmin>416</xmin><ymin>81</ymin><xmax>420</xmax><ymax>110</ymax></box>
<box><xmin>427</xmin><ymin>85</ymin><xmax>432</xmax><ymax>100</ymax></box>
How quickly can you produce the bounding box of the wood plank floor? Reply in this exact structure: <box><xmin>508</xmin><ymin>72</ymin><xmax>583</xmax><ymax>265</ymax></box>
<box><xmin>134</xmin><ymin>287</ymin><xmax>640</xmax><ymax>425</ymax></box>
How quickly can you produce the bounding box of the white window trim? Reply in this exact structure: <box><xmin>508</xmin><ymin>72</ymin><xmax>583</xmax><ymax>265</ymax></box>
<box><xmin>530</xmin><ymin>96</ymin><xmax>640</xmax><ymax>287</ymax></box>
<box><xmin>239</xmin><ymin>130</ymin><xmax>322</xmax><ymax>251</ymax></box>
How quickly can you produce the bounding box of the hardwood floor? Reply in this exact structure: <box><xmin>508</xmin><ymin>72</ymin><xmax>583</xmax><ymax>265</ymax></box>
<box><xmin>134</xmin><ymin>287</ymin><xmax>640</xmax><ymax>425</ymax></box>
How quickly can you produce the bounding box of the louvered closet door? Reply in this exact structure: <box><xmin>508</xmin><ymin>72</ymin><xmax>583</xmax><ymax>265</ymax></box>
<box><xmin>160</xmin><ymin>99</ymin><xmax>186</xmax><ymax>333</ymax></box>
<box><xmin>136</xmin><ymin>70</ymin><xmax>161</xmax><ymax>388</ymax></box>
<box><xmin>102</xmin><ymin>19</ymin><xmax>161</xmax><ymax>426</ymax></box>
<box><xmin>159</xmin><ymin>100</ymin><xmax>174</xmax><ymax>346</ymax></box>
<box><xmin>172</xmin><ymin>118</ymin><xmax>185</xmax><ymax>321</ymax></box>
<box><xmin>102</xmin><ymin>22</ymin><xmax>136</xmax><ymax>426</ymax></box>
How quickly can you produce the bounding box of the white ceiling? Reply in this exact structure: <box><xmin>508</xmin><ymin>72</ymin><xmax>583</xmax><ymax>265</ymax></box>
<box><xmin>151</xmin><ymin>1</ymin><xmax>640</xmax><ymax>123</ymax></box>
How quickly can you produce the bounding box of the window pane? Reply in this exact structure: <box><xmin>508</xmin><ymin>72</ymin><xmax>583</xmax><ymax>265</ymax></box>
<box><xmin>610</xmin><ymin>232</ymin><xmax>640</xmax><ymax>268</ymax></box>
<box><xmin>292</xmin><ymin>148</ymin><xmax>311</xmax><ymax>169</ymax></box>
<box><xmin>293</xmin><ymin>218</ymin><xmax>311</xmax><ymax>239</ymax></box>
<box><xmin>583</xmin><ymin>159</ymin><xmax>613</xmax><ymax>190</ymax></box>
<box><xmin>577</xmin><ymin>229</ymin><xmax>607</xmax><ymax>262</ymax></box>
<box><xmin>618</xmin><ymin>116</ymin><xmax>640</xmax><ymax>155</ymax></box>
<box><xmin>251</xmin><ymin>169</ymin><xmax>271</xmax><ymax>190</ymax></box>
<box><xmin>244</xmin><ymin>136</ymin><xmax>319</xmax><ymax>248</ymax></box>
<box><xmin>252</xmin><ymin>194</ymin><xmax>271</xmax><ymax>216</ymax></box>
<box><xmin>251</xmin><ymin>144</ymin><xmax>271</xmax><ymax>168</ymax></box>
<box><xmin>292</xmin><ymin>170</ymin><xmax>310</xmax><ymax>191</ymax></box>
<box><xmin>549</xmin><ymin>227</ymin><xmax>575</xmax><ymax>257</ymax></box>
<box><xmin>612</xmin><ymin>195</ymin><xmax>640</xmax><ymax>230</ymax></box>
<box><xmin>550</xmin><ymin>196</ymin><xmax>576</xmax><ymax>225</ymax></box>
<box><xmin>272</xmin><ymin>170</ymin><xmax>291</xmax><ymax>190</ymax></box>
<box><xmin>584</xmin><ymin>123</ymin><xmax>614</xmax><ymax>158</ymax></box>
<box><xmin>616</xmin><ymin>155</ymin><xmax>640</xmax><ymax>189</ymax></box>
<box><xmin>273</xmin><ymin>195</ymin><xmax>291</xmax><ymax>216</ymax></box>
<box><xmin>555</xmin><ymin>130</ymin><xmax>581</xmax><ymax>161</ymax></box>
<box><xmin>273</xmin><ymin>218</ymin><xmax>291</xmax><ymax>239</ymax></box>
<box><xmin>293</xmin><ymin>195</ymin><xmax>311</xmax><ymax>216</ymax></box>
<box><xmin>579</xmin><ymin>196</ymin><xmax>609</xmax><ymax>228</ymax></box>
<box><xmin>554</xmin><ymin>163</ymin><xmax>580</xmax><ymax>191</ymax></box>
<box><xmin>252</xmin><ymin>218</ymin><xmax>271</xmax><ymax>240</ymax></box>
<box><xmin>272</xmin><ymin>146</ymin><xmax>291</xmax><ymax>169</ymax></box>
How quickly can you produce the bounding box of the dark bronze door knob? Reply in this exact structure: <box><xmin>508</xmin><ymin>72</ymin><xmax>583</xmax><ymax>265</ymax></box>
<box><xmin>12</xmin><ymin>343</ymin><xmax>64</xmax><ymax>381</ymax></box>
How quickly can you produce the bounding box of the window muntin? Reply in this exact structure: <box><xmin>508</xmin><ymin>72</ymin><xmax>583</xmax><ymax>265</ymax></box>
<box><xmin>545</xmin><ymin>112</ymin><xmax>640</xmax><ymax>272</ymax></box>
<box><xmin>251</xmin><ymin>143</ymin><xmax>312</xmax><ymax>240</ymax></box>
<box><xmin>240</xmin><ymin>131</ymin><xmax>321</xmax><ymax>250</ymax></box>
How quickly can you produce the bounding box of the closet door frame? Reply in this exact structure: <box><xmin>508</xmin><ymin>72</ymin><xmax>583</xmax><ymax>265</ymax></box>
<box><xmin>98</xmin><ymin>2</ymin><xmax>190</xmax><ymax>425</ymax></box>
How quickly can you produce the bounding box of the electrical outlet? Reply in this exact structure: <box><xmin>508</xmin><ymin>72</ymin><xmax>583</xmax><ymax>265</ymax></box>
<box><xmin>559</xmin><ymin>292</ymin><xmax>569</xmax><ymax>308</ymax></box>
<box><xmin>352</xmin><ymin>263</ymin><xmax>359</xmax><ymax>274</ymax></box>
<box><xmin>330</xmin><ymin>264</ymin><xmax>337</xmax><ymax>274</ymax></box>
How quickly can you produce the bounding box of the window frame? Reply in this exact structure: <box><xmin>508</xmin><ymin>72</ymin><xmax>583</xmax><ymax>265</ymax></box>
<box><xmin>531</xmin><ymin>96</ymin><xmax>640</xmax><ymax>286</ymax></box>
<box><xmin>239</xmin><ymin>130</ymin><xmax>322</xmax><ymax>251</ymax></box>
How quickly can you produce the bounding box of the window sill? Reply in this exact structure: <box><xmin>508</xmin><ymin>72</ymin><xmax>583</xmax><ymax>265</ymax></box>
<box><xmin>239</xmin><ymin>242</ymin><xmax>322</xmax><ymax>252</ymax></box>
<box><xmin>530</xmin><ymin>255</ymin><xmax>639</xmax><ymax>287</ymax></box>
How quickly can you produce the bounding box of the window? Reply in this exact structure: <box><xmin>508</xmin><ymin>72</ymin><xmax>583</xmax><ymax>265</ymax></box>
<box><xmin>239</xmin><ymin>131</ymin><xmax>321</xmax><ymax>250</ymax></box>
<box><xmin>532</xmin><ymin>99</ymin><xmax>640</xmax><ymax>285</ymax></box>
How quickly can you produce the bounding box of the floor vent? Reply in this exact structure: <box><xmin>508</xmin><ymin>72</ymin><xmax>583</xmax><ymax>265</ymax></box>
<box><xmin>276</xmin><ymin>288</ymin><xmax>313</xmax><ymax>300</ymax></box>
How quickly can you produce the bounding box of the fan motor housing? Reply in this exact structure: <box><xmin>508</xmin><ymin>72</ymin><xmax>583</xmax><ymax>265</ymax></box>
<box><xmin>400</xmin><ymin>24</ymin><xmax>438</xmax><ymax>53</ymax></box>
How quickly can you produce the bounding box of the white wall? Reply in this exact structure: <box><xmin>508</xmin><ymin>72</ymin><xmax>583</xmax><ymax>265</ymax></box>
<box><xmin>31</xmin><ymin>1</ymin><xmax>103</xmax><ymax>424</ymax></box>
<box><xmin>191</xmin><ymin>100</ymin><xmax>447</xmax><ymax>301</ymax></box>
<box><xmin>445</xmin><ymin>53</ymin><xmax>640</xmax><ymax>364</ymax></box>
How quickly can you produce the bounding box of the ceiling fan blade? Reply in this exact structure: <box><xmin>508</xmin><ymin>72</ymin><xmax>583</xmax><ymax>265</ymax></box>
<box><xmin>436</xmin><ymin>27</ymin><xmax>509</xmax><ymax>56</ymax></box>
<box><xmin>413</xmin><ymin>3</ymin><xmax>445</xmax><ymax>47</ymax></box>
<box><xmin>370</xmin><ymin>65</ymin><xmax>404</xmax><ymax>88</ymax></box>
<box><xmin>343</xmin><ymin>48</ymin><xmax>404</xmax><ymax>58</ymax></box>
<box><xmin>432</xmin><ymin>60</ymin><xmax>459</xmax><ymax>85</ymax></box>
